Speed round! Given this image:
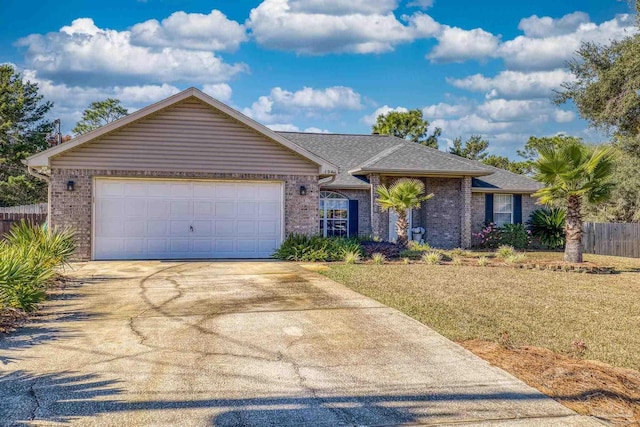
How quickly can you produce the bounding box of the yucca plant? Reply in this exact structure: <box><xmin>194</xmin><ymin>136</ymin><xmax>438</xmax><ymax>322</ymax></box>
<box><xmin>343</xmin><ymin>250</ymin><xmax>361</xmax><ymax>265</ymax></box>
<box><xmin>4</xmin><ymin>221</ymin><xmax>76</xmax><ymax>268</ymax></box>
<box><xmin>422</xmin><ymin>251</ymin><xmax>442</xmax><ymax>265</ymax></box>
<box><xmin>376</xmin><ymin>179</ymin><xmax>433</xmax><ymax>248</ymax></box>
<box><xmin>496</xmin><ymin>245</ymin><xmax>516</xmax><ymax>259</ymax></box>
<box><xmin>534</xmin><ymin>142</ymin><xmax>615</xmax><ymax>263</ymax></box>
<box><xmin>0</xmin><ymin>245</ymin><xmax>54</xmax><ymax>311</ymax></box>
<box><xmin>477</xmin><ymin>256</ymin><xmax>489</xmax><ymax>266</ymax></box>
<box><xmin>371</xmin><ymin>253</ymin><xmax>386</xmax><ymax>265</ymax></box>
<box><xmin>527</xmin><ymin>208</ymin><xmax>566</xmax><ymax>250</ymax></box>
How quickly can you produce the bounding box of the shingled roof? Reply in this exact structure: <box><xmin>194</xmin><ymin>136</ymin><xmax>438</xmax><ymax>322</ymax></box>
<box><xmin>278</xmin><ymin>132</ymin><xmax>541</xmax><ymax>193</ymax></box>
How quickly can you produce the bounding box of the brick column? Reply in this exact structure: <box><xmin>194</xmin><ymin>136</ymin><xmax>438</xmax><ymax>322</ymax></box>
<box><xmin>461</xmin><ymin>176</ymin><xmax>472</xmax><ymax>248</ymax></box>
<box><xmin>369</xmin><ymin>174</ymin><xmax>385</xmax><ymax>240</ymax></box>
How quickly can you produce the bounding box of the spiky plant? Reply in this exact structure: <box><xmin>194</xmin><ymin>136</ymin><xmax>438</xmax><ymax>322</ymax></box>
<box><xmin>376</xmin><ymin>179</ymin><xmax>433</xmax><ymax>248</ymax></box>
<box><xmin>371</xmin><ymin>253</ymin><xmax>386</xmax><ymax>265</ymax></box>
<box><xmin>527</xmin><ymin>208</ymin><xmax>566</xmax><ymax>250</ymax></box>
<box><xmin>496</xmin><ymin>245</ymin><xmax>516</xmax><ymax>259</ymax></box>
<box><xmin>422</xmin><ymin>251</ymin><xmax>442</xmax><ymax>265</ymax></box>
<box><xmin>534</xmin><ymin>143</ymin><xmax>615</xmax><ymax>263</ymax></box>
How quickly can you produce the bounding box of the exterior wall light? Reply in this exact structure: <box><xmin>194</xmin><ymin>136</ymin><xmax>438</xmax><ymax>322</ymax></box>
<box><xmin>299</xmin><ymin>186</ymin><xmax>307</xmax><ymax>196</ymax></box>
<box><xmin>67</xmin><ymin>180</ymin><xmax>75</xmax><ymax>191</ymax></box>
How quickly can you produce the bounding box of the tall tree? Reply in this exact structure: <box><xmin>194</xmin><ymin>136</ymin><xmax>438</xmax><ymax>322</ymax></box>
<box><xmin>0</xmin><ymin>64</ymin><xmax>53</xmax><ymax>206</ymax></box>
<box><xmin>376</xmin><ymin>179</ymin><xmax>433</xmax><ymax>248</ymax></box>
<box><xmin>534</xmin><ymin>141</ymin><xmax>615</xmax><ymax>263</ymax></box>
<box><xmin>555</xmin><ymin>3</ymin><xmax>640</xmax><ymax>155</ymax></box>
<box><xmin>73</xmin><ymin>98</ymin><xmax>129</xmax><ymax>135</ymax></box>
<box><xmin>482</xmin><ymin>155</ymin><xmax>530</xmax><ymax>175</ymax></box>
<box><xmin>449</xmin><ymin>135</ymin><xmax>489</xmax><ymax>160</ymax></box>
<box><xmin>372</xmin><ymin>109</ymin><xmax>441</xmax><ymax>148</ymax></box>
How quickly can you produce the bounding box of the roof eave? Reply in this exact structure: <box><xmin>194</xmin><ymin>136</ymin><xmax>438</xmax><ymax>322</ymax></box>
<box><xmin>349</xmin><ymin>168</ymin><xmax>492</xmax><ymax>177</ymax></box>
<box><xmin>471</xmin><ymin>187</ymin><xmax>541</xmax><ymax>194</ymax></box>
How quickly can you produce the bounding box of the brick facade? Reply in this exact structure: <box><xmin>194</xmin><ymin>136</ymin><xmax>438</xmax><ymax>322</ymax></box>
<box><xmin>49</xmin><ymin>169</ymin><xmax>319</xmax><ymax>261</ymax></box>
<box><xmin>329</xmin><ymin>189</ymin><xmax>372</xmax><ymax>237</ymax></box>
<box><xmin>471</xmin><ymin>192</ymin><xmax>540</xmax><ymax>234</ymax></box>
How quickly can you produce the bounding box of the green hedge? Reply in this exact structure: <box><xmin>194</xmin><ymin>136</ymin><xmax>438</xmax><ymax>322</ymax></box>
<box><xmin>273</xmin><ymin>234</ymin><xmax>362</xmax><ymax>262</ymax></box>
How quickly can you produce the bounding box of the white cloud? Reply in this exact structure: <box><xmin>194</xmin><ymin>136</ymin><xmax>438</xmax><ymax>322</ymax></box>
<box><xmin>243</xmin><ymin>86</ymin><xmax>363</xmax><ymax>123</ymax></box>
<box><xmin>407</xmin><ymin>0</ymin><xmax>434</xmax><ymax>10</ymax></box>
<box><xmin>246</xmin><ymin>0</ymin><xmax>439</xmax><ymax>54</ymax></box>
<box><xmin>361</xmin><ymin>105</ymin><xmax>409</xmax><ymax>125</ymax></box>
<box><xmin>518</xmin><ymin>11</ymin><xmax>590</xmax><ymax>38</ymax></box>
<box><xmin>267</xmin><ymin>123</ymin><xmax>331</xmax><ymax>133</ymax></box>
<box><xmin>498</xmin><ymin>13</ymin><xmax>635</xmax><ymax>70</ymax></box>
<box><xmin>477</xmin><ymin>99</ymin><xmax>569</xmax><ymax>123</ymax></box>
<box><xmin>130</xmin><ymin>10</ymin><xmax>247</xmax><ymax>52</ymax></box>
<box><xmin>201</xmin><ymin>83</ymin><xmax>233</xmax><ymax>102</ymax></box>
<box><xmin>428</xmin><ymin>26</ymin><xmax>500</xmax><ymax>63</ymax></box>
<box><xmin>288</xmin><ymin>0</ymin><xmax>398</xmax><ymax>15</ymax></box>
<box><xmin>447</xmin><ymin>69</ymin><xmax>575</xmax><ymax>100</ymax></box>
<box><xmin>422</xmin><ymin>102</ymin><xmax>471</xmax><ymax>119</ymax></box>
<box><xmin>17</xmin><ymin>18</ymin><xmax>247</xmax><ymax>84</ymax></box>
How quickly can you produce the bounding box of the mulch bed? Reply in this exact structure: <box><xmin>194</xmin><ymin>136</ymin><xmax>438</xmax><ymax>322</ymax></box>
<box><xmin>462</xmin><ymin>339</ymin><xmax>640</xmax><ymax>426</ymax></box>
<box><xmin>0</xmin><ymin>308</ymin><xmax>29</xmax><ymax>334</ymax></box>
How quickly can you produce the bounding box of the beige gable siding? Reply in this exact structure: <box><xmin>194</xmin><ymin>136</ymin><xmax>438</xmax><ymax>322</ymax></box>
<box><xmin>51</xmin><ymin>98</ymin><xmax>318</xmax><ymax>175</ymax></box>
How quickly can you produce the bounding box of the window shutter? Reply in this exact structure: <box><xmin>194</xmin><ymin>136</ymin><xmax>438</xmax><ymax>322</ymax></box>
<box><xmin>348</xmin><ymin>199</ymin><xmax>359</xmax><ymax>237</ymax></box>
<box><xmin>513</xmin><ymin>194</ymin><xmax>523</xmax><ymax>224</ymax></box>
<box><xmin>485</xmin><ymin>194</ymin><xmax>494</xmax><ymax>224</ymax></box>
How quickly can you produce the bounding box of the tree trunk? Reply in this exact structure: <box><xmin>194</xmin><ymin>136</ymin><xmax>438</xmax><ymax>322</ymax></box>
<box><xmin>396</xmin><ymin>209</ymin><xmax>409</xmax><ymax>248</ymax></box>
<box><xmin>564</xmin><ymin>195</ymin><xmax>583</xmax><ymax>263</ymax></box>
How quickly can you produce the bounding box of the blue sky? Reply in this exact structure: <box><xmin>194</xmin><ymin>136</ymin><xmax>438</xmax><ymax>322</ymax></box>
<box><xmin>0</xmin><ymin>0</ymin><xmax>635</xmax><ymax>158</ymax></box>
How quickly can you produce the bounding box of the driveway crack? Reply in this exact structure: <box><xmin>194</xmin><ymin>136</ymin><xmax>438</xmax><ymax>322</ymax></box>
<box><xmin>28</xmin><ymin>379</ymin><xmax>41</xmax><ymax>421</ymax></box>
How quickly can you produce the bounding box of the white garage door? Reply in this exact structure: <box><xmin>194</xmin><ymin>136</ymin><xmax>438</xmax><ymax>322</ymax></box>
<box><xmin>94</xmin><ymin>179</ymin><xmax>283</xmax><ymax>260</ymax></box>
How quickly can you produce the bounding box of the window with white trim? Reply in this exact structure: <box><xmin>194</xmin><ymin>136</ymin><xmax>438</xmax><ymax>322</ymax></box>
<box><xmin>493</xmin><ymin>194</ymin><xmax>513</xmax><ymax>227</ymax></box>
<box><xmin>319</xmin><ymin>191</ymin><xmax>349</xmax><ymax>237</ymax></box>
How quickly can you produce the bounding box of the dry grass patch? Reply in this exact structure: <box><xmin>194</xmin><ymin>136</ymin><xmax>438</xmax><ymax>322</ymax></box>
<box><xmin>323</xmin><ymin>261</ymin><xmax>640</xmax><ymax>370</ymax></box>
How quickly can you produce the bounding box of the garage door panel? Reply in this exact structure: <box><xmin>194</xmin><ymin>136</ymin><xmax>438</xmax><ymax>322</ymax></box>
<box><xmin>94</xmin><ymin>179</ymin><xmax>283</xmax><ymax>260</ymax></box>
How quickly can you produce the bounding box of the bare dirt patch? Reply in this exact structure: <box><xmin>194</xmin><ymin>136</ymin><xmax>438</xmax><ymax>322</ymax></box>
<box><xmin>462</xmin><ymin>339</ymin><xmax>640</xmax><ymax>426</ymax></box>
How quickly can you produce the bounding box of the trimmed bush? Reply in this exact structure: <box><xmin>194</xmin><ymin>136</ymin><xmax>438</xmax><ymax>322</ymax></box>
<box><xmin>528</xmin><ymin>208</ymin><xmax>566</xmax><ymax>250</ymax></box>
<box><xmin>273</xmin><ymin>234</ymin><xmax>362</xmax><ymax>262</ymax></box>
<box><xmin>499</xmin><ymin>224</ymin><xmax>531</xmax><ymax>250</ymax></box>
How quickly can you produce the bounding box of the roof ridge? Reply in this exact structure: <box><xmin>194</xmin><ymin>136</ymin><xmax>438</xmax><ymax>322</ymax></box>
<box><xmin>356</xmin><ymin>143</ymin><xmax>406</xmax><ymax>170</ymax></box>
<box><xmin>401</xmin><ymin>141</ymin><xmax>493</xmax><ymax>172</ymax></box>
<box><xmin>276</xmin><ymin>131</ymin><xmax>391</xmax><ymax>137</ymax></box>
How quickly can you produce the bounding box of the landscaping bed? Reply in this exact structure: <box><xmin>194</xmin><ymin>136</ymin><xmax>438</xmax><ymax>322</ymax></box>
<box><xmin>321</xmin><ymin>259</ymin><xmax>640</xmax><ymax>425</ymax></box>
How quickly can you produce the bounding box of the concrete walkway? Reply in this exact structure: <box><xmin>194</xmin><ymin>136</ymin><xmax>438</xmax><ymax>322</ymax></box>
<box><xmin>0</xmin><ymin>261</ymin><xmax>602</xmax><ymax>426</ymax></box>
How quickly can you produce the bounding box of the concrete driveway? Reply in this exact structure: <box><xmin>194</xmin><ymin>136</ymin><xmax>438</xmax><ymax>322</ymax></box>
<box><xmin>0</xmin><ymin>261</ymin><xmax>601</xmax><ymax>426</ymax></box>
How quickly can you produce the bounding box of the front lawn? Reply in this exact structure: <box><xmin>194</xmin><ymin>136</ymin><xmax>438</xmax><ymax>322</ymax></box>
<box><xmin>323</xmin><ymin>256</ymin><xmax>640</xmax><ymax>369</ymax></box>
<box><xmin>322</xmin><ymin>254</ymin><xmax>640</xmax><ymax>424</ymax></box>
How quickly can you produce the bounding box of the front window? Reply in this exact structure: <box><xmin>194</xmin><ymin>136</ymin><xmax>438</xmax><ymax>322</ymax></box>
<box><xmin>319</xmin><ymin>191</ymin><xmax>349</xmax><ymax>237</ymax></box>
<box><xmin>494</xmin><ymin>194</ymin><xmax>513</xmax><ymax>227</ymax></box>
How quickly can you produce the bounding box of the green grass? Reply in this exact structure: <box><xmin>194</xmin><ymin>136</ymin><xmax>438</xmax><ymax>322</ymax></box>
<box><xmin>322</xmin><ymin>255</ymin><xmax>640</xmax><ymax>371</ymax></box>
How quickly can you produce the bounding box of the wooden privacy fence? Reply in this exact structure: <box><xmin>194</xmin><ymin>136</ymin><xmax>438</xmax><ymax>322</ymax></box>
<box><xmin>0</xmin><ymin>204</ymin><xmax>48</xmax><ymax>236</ymax></box>
<box><xmin>583</xmin><ymin>222</ymin><xmax>640</xmax><ymax>258</ymax></box>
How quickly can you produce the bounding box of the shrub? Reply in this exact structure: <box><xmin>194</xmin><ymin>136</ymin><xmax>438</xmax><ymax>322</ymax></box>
<box><xmin>422</xmin><ymin>252</ymin><xmax>442</xmax><ymax>265</ymax></box>
<box><xmin>0</xmin><ymin>222</ymin><xmax>75</xmax><ymax>312</ymax></box>
<box><xmin>499</xmin><ymin>223</ymin><xmax>531</xmax><ymax>250</ymax></box>
<box><xmin>343</xmin><ymin>250</ymin><xmax>361</xmax><ymax>265</ymax></box>
<box><xmin>451</xmin><ymin>257</ymin><xmax>463</xmax><ymax>266</ymax></box>
<box><xmin>407</xmin><ymin>241</ymin><xmax>431</xmax><ymax>251</ymax></box>
<box><xmin>473</xmin><ymin>222</ymin><xmax>531</xmax><ymax>250</ymax></box>
<box><xmin>273</xmin><ymin>234</ymin><xmax>362</xmax><ymax>262</ymax></box>
<box><xmin>402</xmin><ymin>257</ymin><xmax>410</xmax><ymax>265</ymax></box>
<box><xmin>477</xmin><ymin>256</ymin><xmax>489</xmax><ymax>266</ymax></box>
<box><xmin>449</xmin><ymin>247</ymin><xmax>470</xmax><ymax>257</ymax></box>
<box><xmin>496</xmin><ymin>245</ymin><xmax>516</xmax><ymax>258</ymax></box>
<box><xmin>371</xmin><ymin>253</ymin><xmax>386</xmax><ymax>265</ymax></box>
<box><xmin>361</xmin><ymin>241</ymin><xmax>400</xmax><ymax>259</ymax></box>
<box><xmin>528</xmin><ymin>208</ymin><xmax>566</xmax><ymax>249</ymax></box>
<box><xmin>472</xmin><ymin>223</ymin><xmax>502</xmax><ymax>249</ymax></box>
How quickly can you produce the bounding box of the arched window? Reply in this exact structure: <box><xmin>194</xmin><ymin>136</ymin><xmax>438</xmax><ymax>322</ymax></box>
<box><xmin>319</xmin><ymin>191</ymin><xmax>349</xmax><ymax>237</ymax></box>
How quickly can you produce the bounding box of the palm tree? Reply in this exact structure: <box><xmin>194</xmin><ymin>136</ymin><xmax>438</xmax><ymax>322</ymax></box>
<box><xmin>534</xmin><ymin>142</ymin><xmax>615</xmax><ymax>263</ymax></box>
<box><xmin>376</xmin><ymin>178</ymin><xmax>433</xmax><ymax>247</ymax></box>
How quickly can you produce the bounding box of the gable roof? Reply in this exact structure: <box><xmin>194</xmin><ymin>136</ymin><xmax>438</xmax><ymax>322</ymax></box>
<box><xmin>279</xmin><ymin>131</ymin><xmax>541</xmax><ymax>193</ymax></box>
<box><xmin>26</xmin><ymin>88</ymin><xmax>338</xmax><ymax>175</ymax></box>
